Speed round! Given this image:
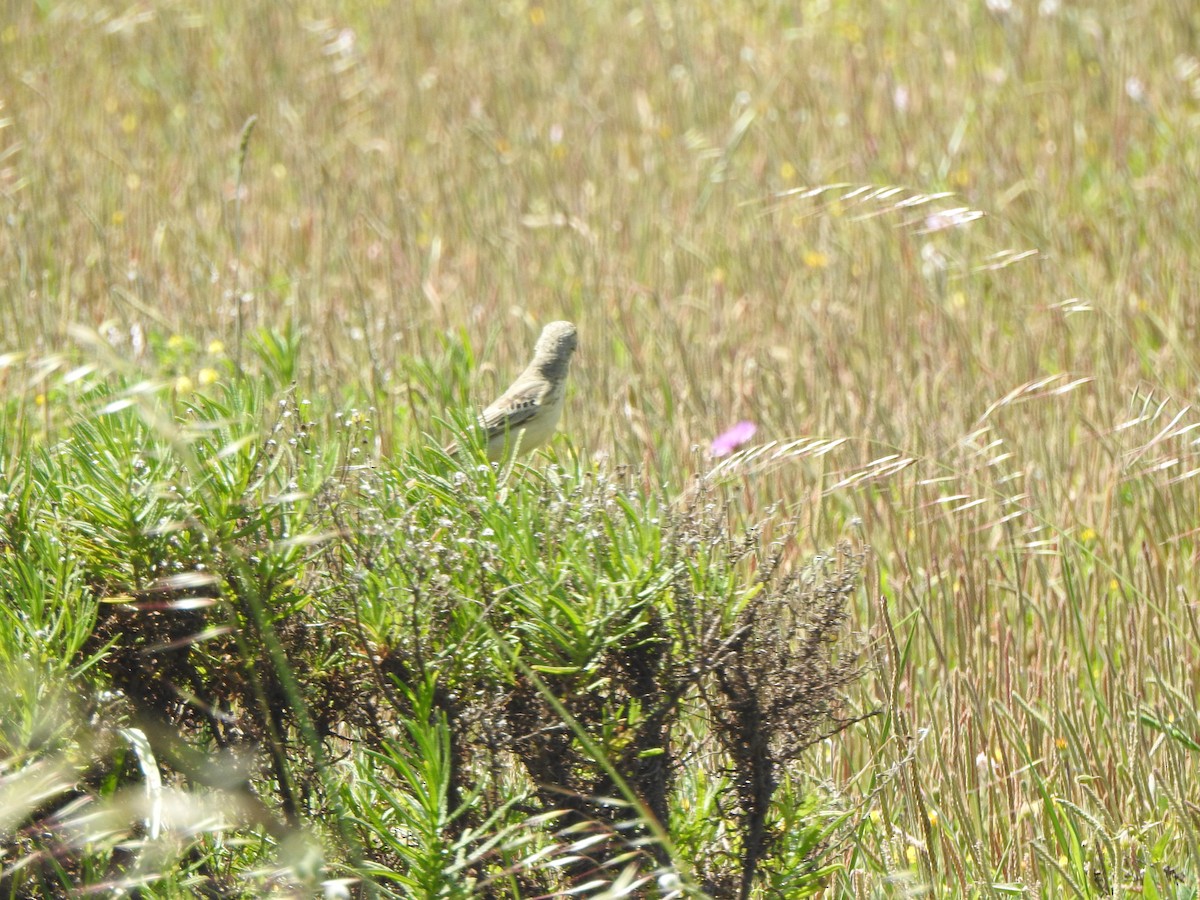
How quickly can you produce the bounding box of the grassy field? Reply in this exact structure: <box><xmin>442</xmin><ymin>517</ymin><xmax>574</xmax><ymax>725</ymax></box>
<box><xmin>3</xmin><ymin>1</ymin><xmax>1200</xmax><ymax>896</ymax></box>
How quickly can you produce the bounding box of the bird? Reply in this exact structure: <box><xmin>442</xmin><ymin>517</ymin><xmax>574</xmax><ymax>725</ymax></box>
<box><xmin>448</xmin><ymin>320</ymin><xmax>578</xmax><ymax>463</ymax></box>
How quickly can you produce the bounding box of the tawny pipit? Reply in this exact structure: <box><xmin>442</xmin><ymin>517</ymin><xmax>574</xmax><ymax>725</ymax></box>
<box><xmin>449</xmin><ymin>321</ymin><xmax>578</xmax><ymax>463</ymax></box>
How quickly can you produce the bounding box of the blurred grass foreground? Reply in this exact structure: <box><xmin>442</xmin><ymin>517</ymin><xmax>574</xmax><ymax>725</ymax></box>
<box><xmin>4</xmin><ymin>1</ymin><xmax>1200</xmax><ymax>897</ymax></box>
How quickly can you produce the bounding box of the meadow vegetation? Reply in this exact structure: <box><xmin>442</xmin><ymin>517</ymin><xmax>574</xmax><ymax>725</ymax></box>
<box><xmin>2</xmin><ymin>1</ymin><xmax>1200</xmax><ymax>896</ymax></box>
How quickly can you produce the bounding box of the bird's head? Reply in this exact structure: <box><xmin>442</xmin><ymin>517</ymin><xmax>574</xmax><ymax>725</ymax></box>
<box><xmin>532</xmin><ymin>321</ymin><xmax>578</xmax><ymax>376</ymax></box>
<box><xmin>536</xmin><ymin>320</ymin><xmax>577</xmax><ymax>355</ymax></box>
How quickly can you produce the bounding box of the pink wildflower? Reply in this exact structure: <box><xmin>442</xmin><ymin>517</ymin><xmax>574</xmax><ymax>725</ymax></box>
<box><xmin>710</xmin><ymin>420</ymin><xmax>757</xmax><ymax>457</ymax></box>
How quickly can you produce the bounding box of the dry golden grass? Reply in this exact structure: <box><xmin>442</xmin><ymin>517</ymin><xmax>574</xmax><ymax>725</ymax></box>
<box><xmin>4</xmin><ymin>0</ymin><xmax>1200</xmax><ymax>894</ymax></box>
